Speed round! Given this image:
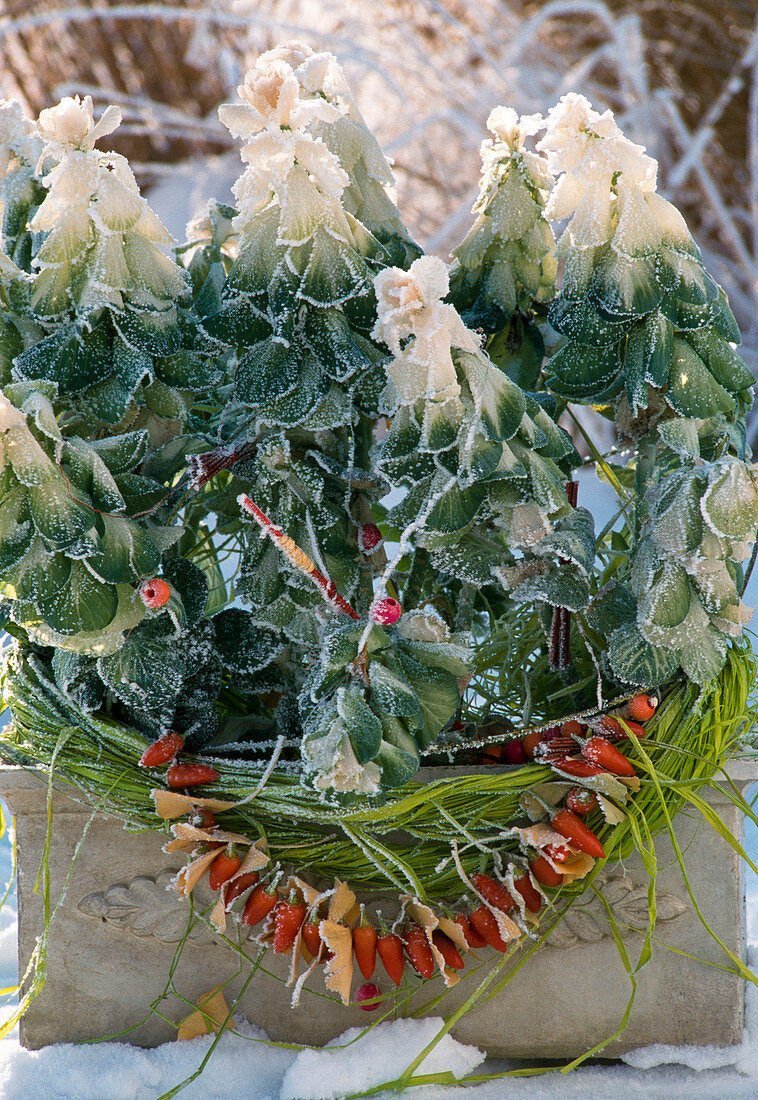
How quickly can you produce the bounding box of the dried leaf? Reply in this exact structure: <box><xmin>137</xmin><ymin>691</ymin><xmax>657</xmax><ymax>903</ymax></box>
<box><xmin>229</xmin><ymin>840</ymin><xmax>269</xmax><ymax>880</ymax></box>
<box><xmin>175</xmin><ymin>848</ymin><xmax>219</xmax><ymax>898</ymax></box>
<box><xmin>164</xmin><ymin>822</ymin><xmax>253</xmax><ymax>852</ymax></box>
<box><xmin>177</xmin><ymin>984</ymin><xmax>230</xmax><ymax>1041</ymax></box>
<box><xmin>596</xmin><ymin>793</ymin><xmax>626</xmax><ymax>824</ymax></box>
<box><xmin>210</xmin><ymin>891</ymin><xmax>227</xmax><ymax>933</ymax></box>
<box><xmin>513</xmin><ymin>823</ymin><xmax>568</xmax><ymax>849</ymax></box>
<box><xmin>328</xmin><ymin>879</ymin><xmax>356</xmax><ymax>924</ymax></box>
<box><xmin>320</xmin><ymin>920</ymin><xmax>353</xmax><ymax>1005</ymax></box>
<box><xmin>437</xmin><ymin>916</ymin><xmax>468</xmax><ymax>954</ymax></box>
<box><xmin>152</xmin><ymin>789</ymin><xmax>238</xmax><ymax>820</ymax></box>
<box><xmin>557</xmin><ymin>851</ymin><xmax>595</xmax><ymax>884</ymax></box>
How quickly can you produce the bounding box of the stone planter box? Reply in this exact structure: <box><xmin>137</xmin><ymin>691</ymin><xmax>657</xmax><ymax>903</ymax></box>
<box><xmin>0</xmin><ymin>761</ymin><xmax>755</xmax><ymax>1057</ymax></box>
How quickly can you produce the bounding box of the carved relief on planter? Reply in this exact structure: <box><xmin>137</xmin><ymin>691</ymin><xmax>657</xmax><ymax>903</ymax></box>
<box><xmin>78</xmin><ymin>869</ymin><xmax>687</xmax><ymax>950</ymax></box>
<box><xmin>544</xmin><ymin>873</ymin><xmax>687</xmax><ymax>949</ymax></box>
<box><xmin>78</xmin><ymin>871</ymin><xmax>219</xmax><ymax>945</ymax></box>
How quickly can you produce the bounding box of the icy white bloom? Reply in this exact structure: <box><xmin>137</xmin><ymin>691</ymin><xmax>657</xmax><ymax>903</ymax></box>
<box><xmin>218</xmin><ymin>57</ymin><xmax>344</xmax><ymax>142</ymax></box>
<box><xmin>0</xmin><ymin>99</ymin><xmax>42</xmax><ymax>179</ymax></box>
<box><xmin>28</xmin><ymin>95</ymin><xmax>183</xmax><ymax>316</ymax></box>
<box><xmin>372</xmin><ymin>255</ymin><xmax>479</xmax><ymax>404</ymax></box>
<box><xmin>258</xmin><ymin>41</ymin><xmax>351</xmax><ymax>101</ymax></box>
<box><xmin>538</xmin><ymin>93</ymin><xmax>674</xmax><ymax>253</ymax></box>
<box><xmin>219</xmin><ymin>54</ymin><xmax>352</xmax><ymax>237</ymax></box>
<box><xmin>478</xmin><ymin>107</ymin><xmax>553</xmax><ymax>200</ymax></box>
<box><xmin>37</xmin><ymin>95</ymin><xmax>121</xmax><ymax>165</ymax></box>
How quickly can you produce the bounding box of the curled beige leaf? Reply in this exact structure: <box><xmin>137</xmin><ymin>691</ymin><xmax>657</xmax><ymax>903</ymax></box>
<box><xmin>177</xmin><ymin>984</ymin><xmax>230</xmax><ymax>1041</ymax></box>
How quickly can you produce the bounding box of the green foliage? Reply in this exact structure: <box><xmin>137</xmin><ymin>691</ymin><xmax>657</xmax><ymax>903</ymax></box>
<box><xmin>301</xmin><ymin>610</ymin><xmax>468</xmax><ymax>793</ymax></box>
<box><xmin>0</xmin><ymin>68</ymin><xmax>756</xmax><ymax>798</ymax></box>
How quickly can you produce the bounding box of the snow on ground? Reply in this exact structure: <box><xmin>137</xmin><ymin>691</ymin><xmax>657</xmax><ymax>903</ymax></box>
<box><xmin>1</xmin><ymin>977</ymin><xmax>758</xmax><ymax>1100</ymax></box>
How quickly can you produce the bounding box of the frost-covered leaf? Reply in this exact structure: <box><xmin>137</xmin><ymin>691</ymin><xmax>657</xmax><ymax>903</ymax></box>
<box><xmin>397</xmin><ymin>650</ymin><xmax>459</xmax><ymax>747</ymax></box>
<box><xmin>373</xmin><ymin>716</ymin><xmax>420</xmax><ymax>788</ymax></box>
<box><xmin>667</xmin><ymin>338</ymin><xmax>736</xmax><ymax>419</ymax></box>
<box><xmin>701</xmin><ymin>462</ymin><xmax>758</xmax><ymax>542</ymax></box>
<box><xmin>305</xmin><ymin>307</ymin><xmax>374</xmax><ymax>381</ymax></box>
<box><xmin>51</xmin><ymin>648</ymin><xmax>104</xmax><ymax>712</ymax></box>
<box><xmin>235</xmin><ymin>337</ymin><xmax>300</xmax><ymax>405</ymax></box>
<box><xmin>590</xmin><ymin>249</ymin><xmax>661</xmax><ymax>317</ymax></box>
<box><xmin>36</xmin><ymin>558</ymin><xmax>118</xmax><ymax>635</ymax></box>
<box><xmin>0</xmin><ymin>487</ymin><xmax>34</xmax><ymax>574</ymax></box>
<box><xmin>584</xmin><ymin>581</ymin><xmax>636</xmax><ymax>635</ymax></box>
<box><xmin>531</xmin><ymin>507</ymin><xmax>595</xmax><ymax>573</ymax></box>
<box><xmin>28</xmin><ymin>478</ymin><xmax>96</xmax><ymax>551</ymax></box>
<box><xmin>607</xmin><ymin>622</ymin><xmax>680</xmax><ymax>687</ymax></box>
<box><xmin>98</xmin><ymin>628</ymin><xmax>187</xmax><ymax>722</ymax></box>
<box><xmin>339</xmin><ymin>684</ymin><xmax>382</xmax><ymax>764</ymax></box>
<box><xmin>679</xmin><ymin>624</ymin><xmax>727</xmax><ymax>684</ymax></box>
<box><xmin>62</xmin><ymin>438</ymin><xmax>125</xmax><ymax>513</ymax></box>
<box><xmin>544</xmin><ymin>340</ymin><xmax>622</xmax><ymax>401</ymax></box>
<box><xmin>87</xmin><ymin>514</ymin><xmax>160</xmax><ymax>584</ymax></box>
<box><xmin>509</xmin><ymin>561</ymin><xmax>590</xmax><ymax>611</ymax></box>
<box><xmin>624</xmin><ymin>312</ymin><xmax>673</xmax><ymax>410</ymax></box>
<box><xmin>89</xmin><ymin>430</ymin><xmax>148</xmax><ymax>474</ymax></box>
<box><xmin>212</xmin><ymin>608</ymin><xmax>281</xmax><ymax>675</ymax></box>
<box><xmin>163</xmin><ymin>556</ymin><xmax>208</xmax><ymax>624</ymax></box>
<box><xmin>369</xmin><ymin>657</ymin><xmax>421</xmax><ymax>721</ymax></box>
<box><xmin>426</xmin><ymin>482</ymin><xmax>486</xmax><ymax>534</ymax></box>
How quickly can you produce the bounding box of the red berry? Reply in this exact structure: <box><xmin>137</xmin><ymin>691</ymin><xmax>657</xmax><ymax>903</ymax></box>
<box><xmin>566</xmin><ymin>787</ymin><xmax>598</xmax><ymax>816</ymax></box>
<box><xmin>208</xmin><ymin>847</ymin><xmax>241</xmax><ymax>891</ymax></box>
<box><xmin>562</xmin><ymin>720</ymin><xmax>586</xmax><ymax>738</ymax></box>
<box><xmin>377</xmin><ymin>932</ymin><xmax>405</xmax><ymax>986</ymax></box>
<box><xmin>468</xmin><ymin>906</ymin><xmax>510</xmax><ymax>952</ymax></box>
<box><xmin>431</xmin><ymin>929</ymin><xmax>465</xmax><ymax>969</ymax></box>
<box><xmin>626</xmin><ymin>694</ymin><xmax>658</xmax><ymax>722</ymax></box>
<box><xmin>501</xmin><ymin>740</ymin><xmax>528</xmax><ymax>765</ymax></box>
<box><xmin>454</xmin><ymin>912</ymin><xmax>486</xmax><ymax>948</ymax></box>
<box><xmin>224</xmin><ymin>871</ymin><xmax>259</xmax><ymax>907</ymax></box>
<box><xmin>358</xmin><ymin>523</ymin><xmax>383</xmax><ymax>553</ymax></box>
<box><xmin>403</xmin><ymin>923</ymin><xmax>435</xmax><ymax>979</ymax></box>
<box><xmin>370</xmin><ymin>596</ymin><xmax>402</xmax><ymax>625</ymax></box>
<box><xmin>273</xmin><ymin>894</ymin><xmax>307</xmax><ymax>954</ymax></box>
<box><xmin>471</xmin><ymin>873</ymin><xmax>516</xmax><ymax>913</ymax></box>
<box><xmin>582</xmin><ymin>736</ymin><xmax>636</xmax><ymax>777</ymax></box>
<box><xmin>596</xmin><ymin>716</ymin><xmax>648</xmax><ymax>742</ymax></box>
<box><xmin>139</xmin><ymin>578</ymin><xmax>171</xmax><ymax>608</ymax></box>
<box><xmin>166</xmin><ymin>762</ymin><xmax>219</xmax><ymax>788</ymax></box>
<box><xmin>513</xmin><ymin>873</ymin><xmax>542</xmax><ymax>914</ymax></box>
<box><xmin>551</xmin><ymin>757</ymin><xmax>605</xmax><ymax>778</ymax></box>
<box><xmin>355</xmin><ymin>982</ymin><xmax>381</xmax><ymax>1011</ymax></box>
<box><xmin>242</xmin><ymin>883</ymin><xmax>278</xmax><ymax>928</ymax></box>
<box><xmin>302</xmin><ymin>919</ymin><xmax>324</xmax><ymax>961</ymax></box>
<box><xmin>551</xmin><ymin>808</ymin><xmax>605</xmax><ymax>859</ymax></box>
<box><xmin>353</xmin><ymin>919</ymin><xmax>378</xmax><ymax>980</ymax></box>
<box><xmin>530</xmin><ymin>855</ymin><xmax>563</xmax><ymax>887</ymax></box>
<box><xmin>138</xmin><ymin>731</ymin><xmax>184</xmax><ymax>768</ymax></box>
<box><xmin>544</xmin><ymin>843</ymin><xmax>572</xmax><ymax>863</ymax></box>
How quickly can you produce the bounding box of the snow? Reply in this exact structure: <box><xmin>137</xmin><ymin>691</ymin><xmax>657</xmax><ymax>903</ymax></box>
<box><xmin>279</xmin><ymin>1018</ymin><xmax>484</xmax><ymax>1099</ymax></box>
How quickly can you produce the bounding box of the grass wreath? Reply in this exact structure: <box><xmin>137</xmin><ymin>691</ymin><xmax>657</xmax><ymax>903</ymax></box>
<box><xmin>0</xmin><ymin>42</ymin><xmax>757</xmax><ymax>1062</ymax></box>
